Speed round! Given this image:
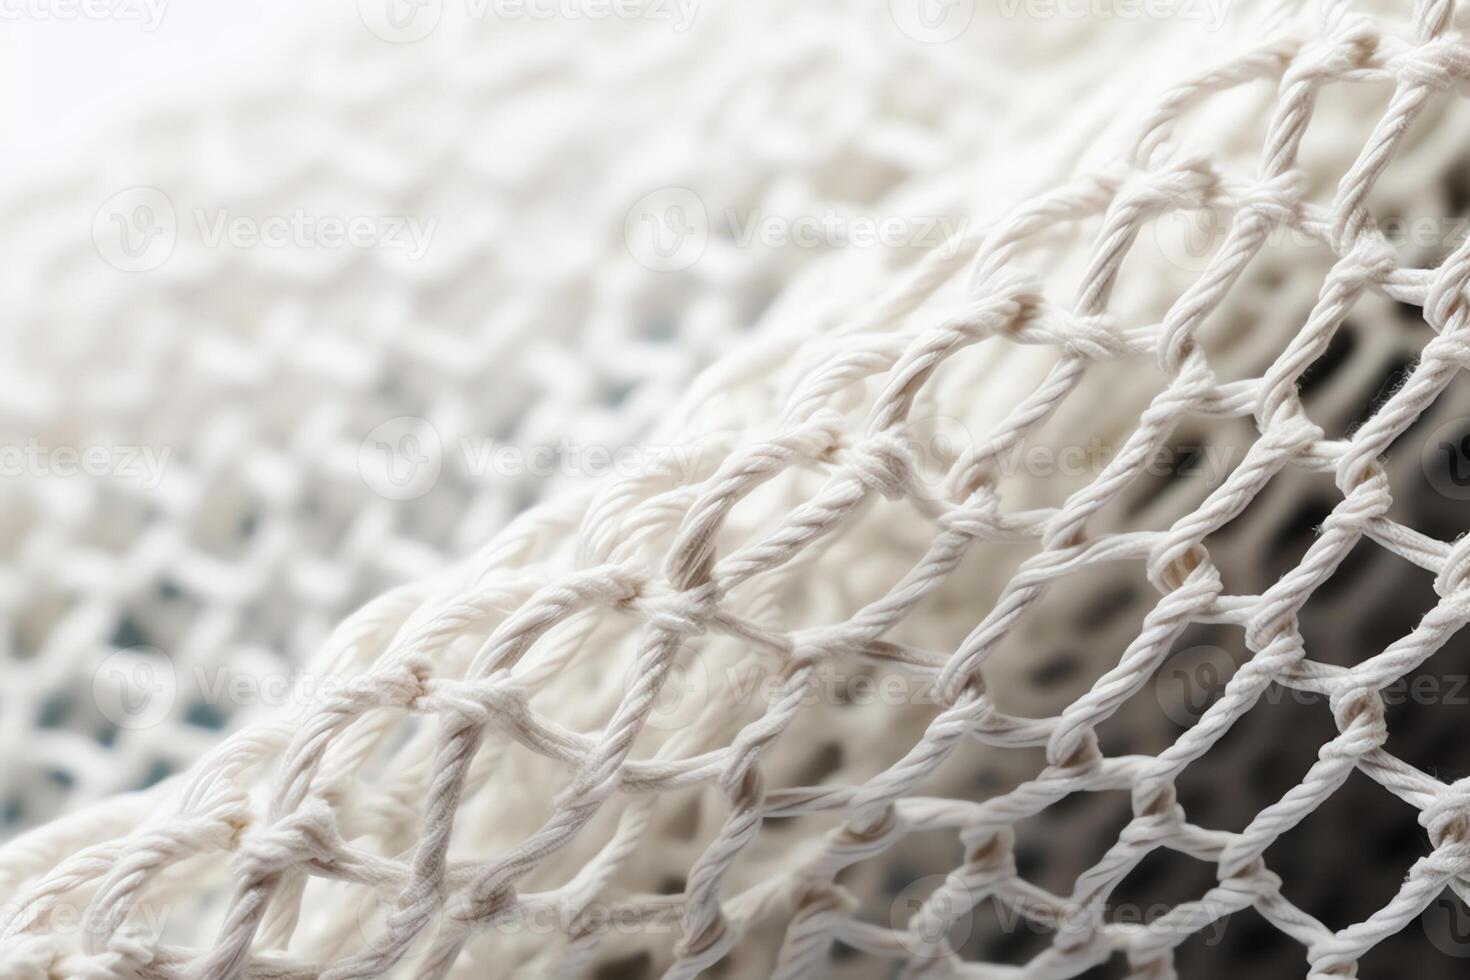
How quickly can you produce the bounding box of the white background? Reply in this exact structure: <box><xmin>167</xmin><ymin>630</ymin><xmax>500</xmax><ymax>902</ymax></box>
<box><xmin>0</xmin><ymin>0</ymin><xmax>334</xmax><ymax>184</ymax></box>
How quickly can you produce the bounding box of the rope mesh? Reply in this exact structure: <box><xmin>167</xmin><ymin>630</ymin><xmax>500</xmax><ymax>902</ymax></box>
<box><xmin>6</xmin><ymin>0</ymin><xmax>1470</xmax><ymax>978</ymax></box>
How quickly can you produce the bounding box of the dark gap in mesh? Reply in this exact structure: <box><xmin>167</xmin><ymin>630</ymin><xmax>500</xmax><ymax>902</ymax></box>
<box><xmin>1109</xmin><ymin>843</ymin><xmax>1218</xmax><ymax>916</ymax></box>
<box><xmin>36</xmin><ymin>693</ymin><xmax>72</xmax><ymax>729</ymax></box>
<box><xmin>667</xmin><ymin>795</ymin><xmax>702</xmax><ymax>840</ymax></box>
<box><xmin>1345</xmin><ymin>354</ymin><xmax>1416</xmax><ymax>436</ymax></box>
<box><xmin>1072</xmin><ymin>582</ymin><xmax>1140</xmax><ymax>632</ymax></box>
<box><xmin>1445</xmin><ymin>162</ymin><xmax>1470</xmax><ymax>217</ymax></box>
<box><xmin>1380</xmin><ymin>627</ymin><xmax>1470</xmax><ymax>781</ymax></box>
<box><xmin>1267</xmin><ymin>770</ymin><xmax>1422</xmax><ymax>934</ymax></box>
<box><xmin>964</xmin><ymin>896</ymin><xmax>1055</xmax><ymax>967</ymax></box>
<box><xmin>1172</xmin><ymin>674</ymin><xmax>1335</xmax><ymax>834</ymax></box>
<box><xmin>592</xmin><ymin>951</ymin><xmax>653</xmax><ymax>980</ymax></box>
<box><xmin>1264</xmin><ymin>494</ymin><xmax>1335</xmax><ymax>583</ymax></box>
<box><xmin>1410</xmin><ymin>407</ymin><xmax>1470</xmax><ymax>541</ymax></box>
<box><xmin>109</xmin><ymin>613</ymin><xmax>154</xmax><ymax>651</ymax></box>
<box><xmin>1297</xmin><ymin>323</ymin><xmax>1357</xmax><ymax>402</ymax></box>
<box><xmin>1122</xmin><ymin>429</ymin><xmax>1211</xmax><ymax>519</ymax></box>
<box><xmin>1395</xmin><ymin>300</ymin><xmax>1426</xmax><ymax>326</ymax></box>
<box><xmin>791</xmin><ymin>742</ymin><xmax>844</xmax><ymax>786</ymax></box>
<box><xmin>1017</xmin><ymin>792</ymin><xmax>1131</xmax><ymax>898</ymax></box>
<box><xmin>1028</xmin><ymin>650</ymin><xmax>1083</xmax><ymax>689</ymax></box>
<box><xmin>1306</xmin><ymin>535</ymin><xmax>1378</xmax><ymax>603</ymax></box>
<box><xmin>1298</xmin><ymin>555</ymin><xmax>1436</xmax><ymax>673</ymax></box>
<box><xmin>1185</xmin><ymin>906</ymin><xmax>1296</xmax><ymax>975</ymax></box>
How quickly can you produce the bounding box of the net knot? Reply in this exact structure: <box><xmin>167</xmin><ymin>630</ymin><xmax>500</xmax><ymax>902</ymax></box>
<box><xmin>1239</xmin><ymin>171</ymin><xmax>1303</xmax><ymax>228</ymax></box>
<box><xmin>1056</xmin><ymin>312</ymin><xmax>1129</xmax><ymax>362</ymax></box>
<box><xmin>839</xmin><ymin>802</ymin><xmax>904</xmax><ymax>854</ymax></box>
<box><xmin>1133</xmin><ymin>781</ymin><xmax>1178</xmax><ymax>821</ymax></box>
<box><xmin>232</xmin><ymin>797</ymin><xmax>340</xmax><ymax>887</ymax></box>
<box><xmin>1145</xmin><ymin>540</ymin><xmax>1219</xmax><ymax>598</ymax></box>
<box><xmin>1326</xmin><ymin>683</ymin><xmax>1387</xmax><ymax>753</ymax></box>
<box><xmin>1335</xmin><ymin>235</ymin><xmax>1399</xmax><ymax>291</ymax></box>
<box><xmin>1398</xmin><ymin>38</ymin><xmax>1460</xmax><ymax>91</ymax></box>
<box><xmin>422</xmin><ymin>672</ymin><xmax>529</xmax><ymax>730</ymax></box>
<box><xmin>1303</xmin><ymin>10</ymin><xmax>1380</xmax><ymax>81</ymax></box>
<box><xmin>1215</xmin><ymin>862</ymin><xmax>1282</xmax><ymax>911</ymax></box>
<box><xmin>1046</xmin><ymin>726</ymin><xmax>1103</xmax><ymax>773</ymax></box>
<box><xmin>960</xmin><ymin>827</ymin><xmax>1016</xmax><ymax>872</ymax></box>
<box><xmin>1329</xmin><ymin>457</ymin><xmax>1389</xmax><ymax>530</ymax></box>
<box><xmin>1433</xmin><ymin>533</ymin><xmax>1470</xmax><ymax>599</ymax></box>
<box><xmin>1420</xmin><ymin>777</ymin><xmax>1470</xmax><ymax>848</ymax></box>
<box><xmin>633</xmin><ymin>580</ymin><xmax>719</xmax><ymax>636</ymax></box>
<box><xmin>843</xmin><ymin>431</ymin><xmax>916</xmax><ymax>501</ymax></box>
<box><xmin>452</xmin><ymin>883</ymin><xmax>517</xmax><ymax>928</ymax></box>
<box><xmin>1121</xmin><ymin>149</ymin><xmax>1216</xmax><ymax>215</ymax></box>
<box><xmin>1425</xmin><ymin>244</ymin><xmax>1470</xmax><ymax>330</ymax></box>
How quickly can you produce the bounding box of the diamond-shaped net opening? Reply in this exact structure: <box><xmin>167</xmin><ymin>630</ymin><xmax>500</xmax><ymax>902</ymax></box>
<box><xmin>8</xmin><ymin>0</ymin><xmax>1470</xmax><ymax>978</ymax></box>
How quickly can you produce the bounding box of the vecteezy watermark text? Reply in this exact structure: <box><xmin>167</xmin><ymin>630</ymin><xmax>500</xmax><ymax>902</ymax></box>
<box><xmin>92</xmin><ymin>187</ymin><xmax>437</xmax><ymax>272</ymax></box>
<box><xmin>623</xmin><ymin>187</ymin><xmax>967</xmax><ymax>272</ymax></box>
<box><xmin>357</xmin><ymin>0</ymin><xmax>700</xmax><ymax>43</ymax></box>
<box><xmin>0</xmin><ymin>0</ymin><xmax>167</xmax><ymax>29</ymax></box>
<box><xmin>1152</xmin><ymin>209</ymin><xmax>1470</xmax><ymax>274</ymax></box>
<box><xmin>888</xmin><ymin>0</ymin><xmax>1224</xmax><ymax>43</ymax></box>
<box><xmin>0</xmin><ymin>898</ymin><xmax>173</xmax><ymax>955</ymax></box>
<box><xmin>0</xmin><ymin>440</ymin><xmax>171</xmax><ymax>488</ymax></box>
<box><xmin>1156</xmin><ymin>644</ymin><xmax>1470</xmax><ymax>727</ymax></box>
<box><xmin>888</xmin><ymin>874</ymin><xmax>1230</xmax><ymax>958</ymax></box>
<box><xmin>194</xmin><ymin>208</ymin><xmax>436</xmax><ymax>260</ymax></box>
<box><xmin>357</xmin><ymin>416</ymin><xmax>707</xmax><ymax>501</ymax></box>
<box><xmin>994</xmin><ymin>0</ymin><xmax>1228</xmax><ymax>29</ymax></box>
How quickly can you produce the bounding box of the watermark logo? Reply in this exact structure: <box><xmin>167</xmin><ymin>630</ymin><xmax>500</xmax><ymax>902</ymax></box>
<box><xmin>887</xmin><ymin>882</ymin><xmax>1231</xmax><ymax>955</ymax></box>
<box><xmin>889</xmin><ymin>0</ymin><xmax>974</xmax><ymax>43</ymax></box>
<box><xmin>624</xmin><ymin>189</ymin><xmax>969</xmax><ymax>273</ymax></box>
<box><xmin>193</xmin><ymin>209</ymin><xmax>436</xmax><ymax>260</ymax></box>
<box><xmin>359</xmin><ymin>416</ymin><xmax>444</xmax><ymax>502</ymax></box>
<box><xmin>1423</xmin><ymin>893</ymin><xmax>1470</xmax><ymax>958</ymax></box>
<box><xmin>624</xmin><ymin>187</ymin><xmax>708</xmax><ymax>273</ymax></box>
<box><xmin>898</xmin><ymin>425</ymin><xmax>1234</xmax><ymax>504</ymax></box>
<box><xmin>1157</xmin><ymin>642</ymin><xmax>1468</xmax><ymax>726</ymax></box>
<box><xmin>359</xmin><ymin>0</ymin><xmax>699</xmax><ymax>42</ymax></box>
<box><xmin>900</xmin><ymin>414</ymin><xmax>974</xmax><ymax>502</ymax></box>
<box><xmin>92</xmin><ymin>646</ymin><xmax>177</xmax><ymax>730</ymax></box>
<box><xmin>725</xmin><ymin>209</ymin><xmax>965</xmax><ymax>254</ymax></box>
<box><xmin>0</xmin><ymin>0</ymin><xmax>168</xmax><ymax>29</ymax></box>
<box><xmin>1151</xmin><ymin>211</ymin><xmax>1470</xmax><ymax>275</ymax></box>
<box><xmin>357</xmin><ymin>0</ymin><xmax>444</xmax><ymax>42</ymax></box>
<box><xmin>1423</xmin><ymin>415</ymin><xmax>1470</xmax><ymax>502</ymax></box>
<box><xmin>94</xmin><ymin>189</ymin><xmax>435</xmax><ymax>271</ymax></box>
<box><xmin>635</xmin><ymin>654</ymin><xmax>709</xmax><ymax>732</ymax></box>
<box><xmin>1149</xmin><ymin>207</ymin><xmax>1231</xmax><ymax>275</ymax></box>
<box><xmin>1155</xmin><ymin>644</ymin><xmax>1234</xmax><ymax>726</ymax></box>
<box><xmin>890</xmin><ymin>875</ymin><xmax>974</xmax><ymax>957</ymax></box>
<box><xmin>354</xmin><ymin>418</ymin><xmax>709</xmax><ymax>499</ymax></box>
<box><xmin>993</xmin><ymin>0</ymin><xmax>1228</xmax><ymax>29</ymax></box>
<box><xmin>93</xmin><ymin>187</ymin><xmax>176</xmax><ymax>272</ymax></box>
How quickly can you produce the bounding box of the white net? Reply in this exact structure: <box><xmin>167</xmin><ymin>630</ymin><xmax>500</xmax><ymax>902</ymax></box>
<box><xmin>6</xmin><ymin>0</ymin><xmax>1470</xmax><ymax>977</ymax></box>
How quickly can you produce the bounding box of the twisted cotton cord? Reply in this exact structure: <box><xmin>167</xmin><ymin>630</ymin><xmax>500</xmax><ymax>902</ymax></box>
<box><xmin>11</xmin><ymin>1</ymin><xmax>1470</xmax><ymax>978</ymax></box>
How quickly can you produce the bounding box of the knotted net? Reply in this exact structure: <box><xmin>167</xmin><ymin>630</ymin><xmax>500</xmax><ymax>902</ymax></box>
<box><xmin>6</xmin><ymin>0</ymin><xmax>1470</xmax><ymax>977</ymax></box>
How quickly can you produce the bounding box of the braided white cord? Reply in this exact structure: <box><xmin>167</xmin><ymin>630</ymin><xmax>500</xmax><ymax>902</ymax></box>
<box><xmin>8</xmin><ymin>0</ymin><xmax>1470</xmax><ymax>978</ymax></box>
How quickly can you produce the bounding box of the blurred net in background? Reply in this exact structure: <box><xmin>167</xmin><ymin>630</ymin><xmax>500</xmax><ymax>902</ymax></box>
<box><xmin>0</xmin><ymin>0</ymin><xmax>1033</xmax><ymax>832</ymax></box>
<box><xmin>7</xmin><ymin>0</ymin><xmax>1470</xmax><ymax>978</ymax></box>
